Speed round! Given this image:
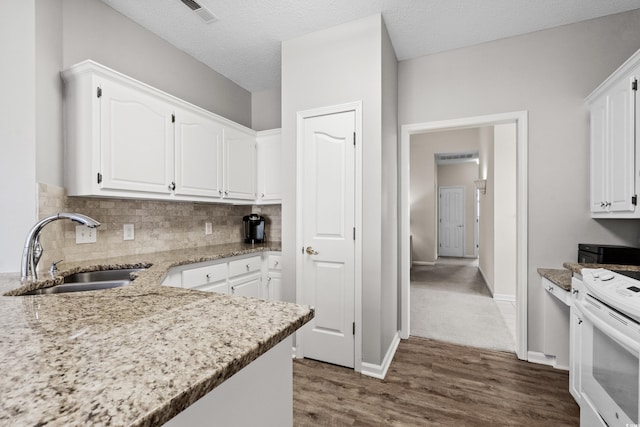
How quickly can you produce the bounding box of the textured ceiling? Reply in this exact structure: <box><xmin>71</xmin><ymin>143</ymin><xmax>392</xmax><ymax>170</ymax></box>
<box><xmin>99</xmin><ymin>0</ymin><xmax>640</xmax><ymax>92</ymax></box>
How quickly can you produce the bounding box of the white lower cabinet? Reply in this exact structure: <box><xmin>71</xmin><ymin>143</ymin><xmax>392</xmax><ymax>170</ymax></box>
<box><xmin>265</xmin><ymin>254</ymin><xmax>283</xmax><ymax>301</ymax></box>
<box><xmin>230</xmin><ymin>273</ymin><xmax>262</xmax><ymax>298</ymax></box>
<box><xmin>162</xmin><ymin>252</ymin><xmax>282</xmax><ymax>301</ymax></box>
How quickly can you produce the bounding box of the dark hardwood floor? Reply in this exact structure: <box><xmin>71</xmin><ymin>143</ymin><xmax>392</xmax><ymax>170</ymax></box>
<box><xmin>293</xmin><ymin>337</ymin><xmax>579</xmax><ymax>426</ymax></box>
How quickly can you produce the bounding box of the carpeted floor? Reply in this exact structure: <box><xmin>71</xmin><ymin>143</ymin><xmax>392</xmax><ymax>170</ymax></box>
<box><xmin>410</xmin><ymin>258</ymin><xmax>516</xmax><ymax>352</ymax></box>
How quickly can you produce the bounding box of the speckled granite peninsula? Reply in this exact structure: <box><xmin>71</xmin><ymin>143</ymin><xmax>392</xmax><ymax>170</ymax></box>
<box><xmin>537</xmin><ymin>268</ymin><xmax>572</xmax><ymax>291</ymax></box>
<box><xmin>0</xmin><ymin>242</ymin><xmax>313</xmax><ymax>426</ymax></box>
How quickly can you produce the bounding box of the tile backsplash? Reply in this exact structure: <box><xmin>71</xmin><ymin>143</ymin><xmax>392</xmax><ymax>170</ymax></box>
<box><xmin>36</xmin><ymin>183</ymin><xmax>281</xmax><ymax>274</ymax></box>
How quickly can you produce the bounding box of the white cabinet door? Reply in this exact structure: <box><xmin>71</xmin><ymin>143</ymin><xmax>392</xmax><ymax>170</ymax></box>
<box><xmin>266</xmin><ymin>273</ymin><xmax>282</xmax><ymax>301</ymax></box>
<box><xmin>257</xmin><ymin>130</ymin><xmax>282</xmax><ymax>202</ymax></box>
<box><xmin>99</xmin><ymin>77</ymin><xmax>174</xmax><ymax>194</ymax></box>
<box><xmin>569</xmin><ymin>304</ymin><xmax>582</xmax><ymax>404</ymax></box>
<box><xmin>174</xmin><ymin>107</ymin><xmax>224</xmax><ymax>198</ymax></box>
<box><xmin>224</xmin><ymin>126</ymin><xmax>256</xmax><ymax>200</ymax></box>
<box><xmin>590</xmin><ymin>97</ymin><xmax>608</xmax><ymax>213</ymax></box>
<box><xmin>230</xmin><ymin>273</ymin><xmax>261</xmax><ymax>298</ymax></box>
<box><xmin>607</xmin><ymin>77</ymin><xmax>636</xmax><ymax>213</ymax></box>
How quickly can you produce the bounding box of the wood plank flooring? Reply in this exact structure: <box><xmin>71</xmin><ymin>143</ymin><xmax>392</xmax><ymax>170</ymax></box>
<box><xmin>293</xmin><ymin>337</ymin><xmax>579</xmax><ymax>426</ymax></box>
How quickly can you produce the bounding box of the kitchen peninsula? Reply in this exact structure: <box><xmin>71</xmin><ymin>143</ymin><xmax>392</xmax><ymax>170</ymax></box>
<box><xmin>0</xmin><ymin>243</ymin><xmax>313</xmax><ymax>426</ymax></box>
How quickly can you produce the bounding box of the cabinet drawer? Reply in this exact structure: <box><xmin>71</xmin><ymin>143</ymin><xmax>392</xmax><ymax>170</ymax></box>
<box><xmin>228</xmin><ymin>256</ymin><xmax>262</xmax><ymax>278</ymax></box>
<box><xmin>182</xmin><ymin>263</ymin><xmax>227</xmax><ymax>289</ymax></box>
<box><xmin>193</xmin><ymin>280</ymin><xmax>228</xmax><ymax>294</ymax></box>
<box><xmin>230</xmin><ymin>273</ymin><xmax>261</xmax><ymax>298</ymax></box>
<box><xmin>268</xmin><ymin>255</ymin><xmax>282</xmax><ymax>270</ymax></box>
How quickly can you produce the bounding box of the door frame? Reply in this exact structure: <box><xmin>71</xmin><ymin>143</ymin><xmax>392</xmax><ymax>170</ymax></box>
<box><xmin>399</xmin><ymin>111</ymin><xmax>528</xmax><ymax>360</ymax></box>
<box><xmin>438</xmin><ymin>185</ymin><xmax>466</xmax><ymax>258</ymax></box>
<box><xmin>295</xmin><ymin>101</ymin><xmax>363</xmax><ymax>372</ymax></box>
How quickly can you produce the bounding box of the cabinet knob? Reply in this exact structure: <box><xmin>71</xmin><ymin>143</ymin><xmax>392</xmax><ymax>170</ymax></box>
<box><xmin>572</xmin><ymin>289</ymin><xmax>579</xmax><ymax>295</ymax></box>
<box><xmin>224</xmin><ymin>191</ymin><xmax>228</xmax><ymax>196</ymax></box>
<box><xmin>168</xmin><ymin>181</ymin><xmax>176</xmax><ymax>191</ymax></box>
<box><xmin>578</xmin><ymin>319</ymin><xmax>583</xmax><ymax>325</ymax></box>
<box><xmin>547</xmin><ymin>286</ymin><xmax>553</xmax><ymax>292</ymax></box>
<box><xmin>231</xmin><ymin>286</ymin><xmax>236</xmax><ymax>293</ymax></box>
<box><xmin>261</xmin><ymin>193</ymin><xmax>265</xmax><ymax>198</ymax></box>
<box><xmin>206</xmin><ymin>274</ymin><xmax>211</xmax><ymax>279</ymax></box>
<box><xmin>267</xmin><ymin>277</ymin><xmax>271</xmax><ymax>283</ymax></box>
<box><xmin>218</xmin><ymin>190</ymin><xmax>222</xmax><ymax>196</ymax></box>
<box><xmin>274</xmin><ymin>261</ymin><xmax>279</xmax><ymax>267</ymax></box>
<box><xmin>246</xmin><ymin>264</ymin><xmax>250</xmax><ymax>271</ymax></box>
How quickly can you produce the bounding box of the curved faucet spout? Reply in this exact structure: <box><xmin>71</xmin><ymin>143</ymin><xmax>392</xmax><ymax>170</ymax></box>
<box><xmin>21</xmin><ymin>213</ymin><xmax>101</xmax><ymax>282</ymax></box>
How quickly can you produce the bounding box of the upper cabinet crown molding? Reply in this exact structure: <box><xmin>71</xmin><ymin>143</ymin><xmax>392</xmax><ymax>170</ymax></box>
<box><xmin>61</xmin><ymin>60</ymin><xmax>279</xmax><ymax>205</ymax></box>
<box><xmin>586</xmin><ymin>48</ymin><xmax>640</xmax><ymax>103</ymax></box>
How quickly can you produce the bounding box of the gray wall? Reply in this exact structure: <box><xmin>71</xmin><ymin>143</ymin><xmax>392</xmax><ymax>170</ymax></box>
<box><xmin>282</xmin><ymin>14</ymin><xmax>397</xmax><ymax>365</ymax></box>
<box><xmin>62</xmin><ymin>0</ymin><xmax>251</xmax><ymax>127</ymax></box>
<box><xmin>399</xmin><ymin>9</ymin><xmax>640</xmax><ymax>352</ymax></box>
<box><xmin>0</xmin><ymin>0</ymin><xmax>38</xmax><ymax>272</ymax></box>
<box><xmin>252</xmin><ymin>88</ymin><xmax>282</xmax><ymax>131</ymax></box>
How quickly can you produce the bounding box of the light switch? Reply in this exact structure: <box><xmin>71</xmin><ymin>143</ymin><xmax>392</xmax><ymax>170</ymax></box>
<box><xmin>205</xmin><ymin>222</ymin><xmax>212</xmax><ymax>235</ymax></box>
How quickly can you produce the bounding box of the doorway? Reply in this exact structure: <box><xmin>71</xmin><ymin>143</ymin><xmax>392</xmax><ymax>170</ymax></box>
<box><xmin>399</xmin><ymin>111</ymin><xmax>528</xmax><ymax>360</ymax></box>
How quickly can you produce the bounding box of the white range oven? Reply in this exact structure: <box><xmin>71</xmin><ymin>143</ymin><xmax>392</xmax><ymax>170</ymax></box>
<box><xmin>574</xmin><ymin>268</ymin><xmax>640</xmax><ymax>426</ymax></box>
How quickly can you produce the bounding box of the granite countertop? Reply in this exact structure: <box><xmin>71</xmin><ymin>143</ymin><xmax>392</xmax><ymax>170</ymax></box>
<box><xmin>563</xmin><ymin>261</ymin><xmax>640</xmax><ymax>275</ymax></box>
<box><xmin>0</xmin><ymin>242</ymin><xmax>314</xmax><ymax>426</ymax></box>
<box><xmin>537</xmin><ymin>268</ymin><xmax>572</xmax><ymax>291</ymax></box>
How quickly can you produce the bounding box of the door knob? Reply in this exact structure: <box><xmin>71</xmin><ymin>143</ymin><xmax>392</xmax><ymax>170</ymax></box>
<box><xmin>306</xmin><ymin>246</ymin><xmax>319</xmax><ymax>255</ymax></box>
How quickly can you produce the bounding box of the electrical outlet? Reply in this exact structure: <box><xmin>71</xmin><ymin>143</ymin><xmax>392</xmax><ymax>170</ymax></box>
<box><xmin>76</xmin><ymin>225</ymin><xmax>97</xmax><ymax>244</ymax></box>
<box><xmin>123</xmin><ymin>224</ymin><xmax>135</xmax><ymax>241</ymax></box>
<box><xmin>205</xmin><ymin>222</ymin><xmax>212</xmax><ymax>235</ymax></box>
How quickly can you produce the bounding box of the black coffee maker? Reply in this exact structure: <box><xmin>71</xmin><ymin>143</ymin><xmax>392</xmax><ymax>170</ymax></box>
<box><xmin>243</xmin><ymin>214</ymin><xmax>265</xmax><ymax>243</ymax></box>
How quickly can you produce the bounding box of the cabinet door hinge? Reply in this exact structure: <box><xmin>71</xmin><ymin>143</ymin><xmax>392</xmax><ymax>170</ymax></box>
<box><xmin>97</xmin><ymin>172</ymin><xmax>102</xmax><ymax>184</ymax></box>
<box><xmin>353</xmin><ymin>132</ymin><xmax>356</xmax><ymax>146</ymax></box>
<box><xmin>171</xmin><ymin>113</ymin><xmax>175</xmax><ymax>123</ymax></box>
<box><xmin>633</xmin><ymin>79</ymin><xmax>638</xmax><ymax>91</ymax></box>
<box><xmin>96</xmin><ymin>87</ymin><xmax>102</xmax><ymax>98</ymax></box>
<box><xmin>633</xmin><ymin>195</ymin><xmax>637</xmax><ymax>206</ymax></box>
<box><xmin>353</xmin><ymin>227</ymin><xmax>356</xmax><ymax>240</ymax></box>
<box><xmin>352</xmin><ymin>322</ymin><xmax>355</xmax><ymax>335</ymax></box>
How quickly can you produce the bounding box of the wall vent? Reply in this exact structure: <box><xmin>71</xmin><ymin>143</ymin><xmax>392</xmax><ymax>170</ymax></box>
<box><xmin>180</xmin><ymin>0</ymin><xmax>218</xmax><ymax>24</ymax></box>
<box><xmin>436</xmin><ymin>151</ymin><xmax>479</xmax><ymax>165</ymax></box>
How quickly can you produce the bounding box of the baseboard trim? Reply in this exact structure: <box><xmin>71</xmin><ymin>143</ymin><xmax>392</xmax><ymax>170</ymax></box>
<box><xmin>494</xmin><ymin>294</ymin><xmax>516</xmax><ymax>302</ymax></box>
<box><xmin>360</xmin><ymin>332</ymin><xmax>400</xmax><ymax>380</ymax></box>
<box><xmin>412</xmin><ymin>261</ymin><xmax>436</xmax><ymax>266</ymax></box>
<box><xmin>527</xmin><ymin>351</ymin><xmax>568</xmax><ymax>371</ymax></box>
<box><xmin>478</xmin><ymin>266</ymin><xmax>494</xmax><ymax>295</ymax></box>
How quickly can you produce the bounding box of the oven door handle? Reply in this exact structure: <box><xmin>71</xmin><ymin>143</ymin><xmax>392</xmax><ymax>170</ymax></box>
<box><xmin>577</xmin><ymin>300</ymin><xmax>640</xmax><ymax>354</ymax></box>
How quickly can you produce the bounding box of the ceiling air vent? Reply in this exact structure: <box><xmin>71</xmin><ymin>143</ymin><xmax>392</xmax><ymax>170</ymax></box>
<box><xmin>180</xmin><ymin>0</ymin><xmax>218</xmax><ymax>24</ymax></box>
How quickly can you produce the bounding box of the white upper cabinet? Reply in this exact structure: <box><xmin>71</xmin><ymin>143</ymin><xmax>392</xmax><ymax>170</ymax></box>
<box><xmin>224</xmin><ymin>126</ymin><xmax>256</xmax><ymax>200</ymax></box>
<box><xmin>587</xmin><ymin>49</ymin><xmax>640</xmax><ymax>218</ymax></box>
<box><xmin>62</xmin><ymin>60</ymin><xmax>267</xmax><ymax>204</ymax></box>
<box><xmin>99</xmin><ymin>77</ymin><xmax>175</xmax><ymax>195</ymax></box>
<box><xmin>174</xmin><ymin>106</ymin><xmax>224</xmax><ymax>199</ymax></box>
<box><xmin>257</xmin><ymin>129</ymin><xmax>282</xmax><ymax>203</ymax></box>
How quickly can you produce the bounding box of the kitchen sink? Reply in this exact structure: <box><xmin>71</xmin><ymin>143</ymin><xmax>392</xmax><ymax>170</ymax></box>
<box><xmin>62</xmin><ymin>268</ymin><xmax>143</xmax><ymax>283</ymax></box>
<box><xmin>22</xmin><ymin>268</ymin><xmax>144</xmax><ymax>295</ymax></box>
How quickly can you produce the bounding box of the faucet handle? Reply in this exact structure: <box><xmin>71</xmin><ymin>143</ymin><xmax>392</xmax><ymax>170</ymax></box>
<box><xmin>49</xmin><ymin>259</ymin><xmax>63</xmax><ymax>275</ymax></box>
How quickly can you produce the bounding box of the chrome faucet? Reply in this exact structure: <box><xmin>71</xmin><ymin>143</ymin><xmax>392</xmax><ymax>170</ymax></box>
<box><xmin>21</xmin><ymin>213</ymin><xmax>101</xmax><ymax>282</ymax></box>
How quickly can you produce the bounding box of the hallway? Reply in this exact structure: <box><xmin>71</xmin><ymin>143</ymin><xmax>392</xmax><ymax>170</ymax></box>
<box><xmin>410</xmin><ymin>257</ymin><xmax>516</xmax><ymax>352</ymax></box>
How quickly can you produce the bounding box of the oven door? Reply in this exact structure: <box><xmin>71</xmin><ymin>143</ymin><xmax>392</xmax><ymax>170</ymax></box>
<box><xmin>577</xmin><ymin>297</ymin><xmax>640</xmax><ymax>426</ymax></box>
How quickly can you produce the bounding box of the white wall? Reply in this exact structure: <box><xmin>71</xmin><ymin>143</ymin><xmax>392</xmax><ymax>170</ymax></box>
<box><xmin>410</xmin><ymin>128</ymin><xmax>484</xmax><ymax>263</ymax></box>
<box><xmin>399</xmin><ymin>9</ymin><xmax>640</xmax><ymax>352</ymax></box>
<box><xmin>493</xmin><ymin>123</ymin><xmax>517</xmax><ymax>299</ymax></box>
<box><xmin>62</xmin><ymin>0</ymin><xmax>251</xmax><ymax>128</ymax></box>
<box><xmin>437</xmin><ymin>162</ymin><xmax>479</xmax><ymax>257</ymax></box>
<box><xmin>252</xmin><ymin>88</ymin><xmax>282</xmax><ymax>131</ymax></box>
<box><xmin>0</xmin><ymin>0</ymin><xmax>38</xmax><ymax>272</ymax></box>
<box><xmin>282</xmin><ymin>14</ymin><xmax>397</xmax><ymax>365</ymax></box>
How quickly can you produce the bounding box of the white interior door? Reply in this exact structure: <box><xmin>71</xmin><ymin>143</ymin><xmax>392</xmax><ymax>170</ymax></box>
<box><xmin>300</xmin><ymin>110</ymin><xmax>355</xmax><ymax>369</ymax></box>
<box><xmin>439</xmin><ymin>186</ymin><xmax>465</xmax><ymax>257</ymax></box>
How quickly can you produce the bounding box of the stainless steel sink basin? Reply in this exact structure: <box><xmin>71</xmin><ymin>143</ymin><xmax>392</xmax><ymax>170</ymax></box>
<box><xmin>62</xmin><ymin>268</ymin><xmax>143</xmax><ymax>284</ymax></box>
<box><xmin>22</xmin><ymin>268</ymin><xmax>144</xmax><ymax>295</ymax></box>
